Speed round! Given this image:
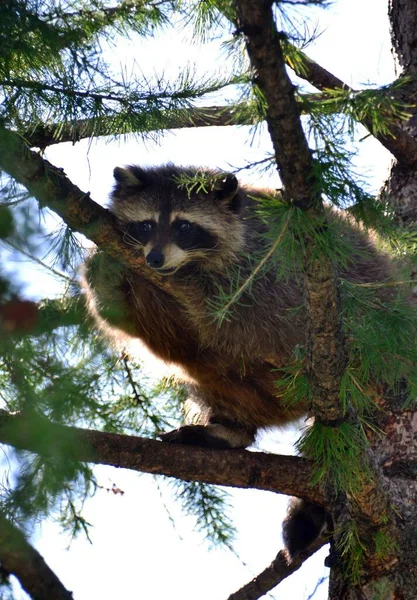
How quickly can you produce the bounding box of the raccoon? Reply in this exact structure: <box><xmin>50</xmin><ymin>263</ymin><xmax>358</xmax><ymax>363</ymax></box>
<box><xmin>82</xmin><ymin>164</ymin><xmax>393</xmax><ymax>555</ymax></box>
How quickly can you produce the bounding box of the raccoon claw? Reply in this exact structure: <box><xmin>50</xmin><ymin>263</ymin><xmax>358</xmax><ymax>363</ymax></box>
<box><xmin>158</xmin><ymin>428</ymin><xmax>189</xmax><ymax>444</ymax></box>
<box><xmin>159</xmin><ymin>425</ymin><xmax>233</xmax><ymax>449</ymax></box>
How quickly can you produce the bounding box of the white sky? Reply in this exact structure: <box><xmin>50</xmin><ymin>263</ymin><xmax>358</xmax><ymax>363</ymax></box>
<box><xmin>6</xmin><ymin>1</ymin><xmax>396</xmax><ymax>598</ymax></box>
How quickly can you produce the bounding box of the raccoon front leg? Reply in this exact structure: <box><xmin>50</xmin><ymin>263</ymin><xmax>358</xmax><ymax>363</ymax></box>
<box><xmin>82</xmin><ymin>250</ymin><xmax>137</xmax><ymax>335</ymax></box>
<box><xmin>160</xmin><ymin>419</ymin><xmax>256</xmax><ymax>449</ymax></box>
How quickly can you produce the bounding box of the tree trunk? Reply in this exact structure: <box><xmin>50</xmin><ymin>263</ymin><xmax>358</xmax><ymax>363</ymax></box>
<box><xmin>328</xmin><ymin>1</ymin><xmax>417</xmax><ymax>597</ymax></box>
<box><xmin>385</xmin><ymin>0</ymin><xmax>417</xmax><ymax>224</ymax></box>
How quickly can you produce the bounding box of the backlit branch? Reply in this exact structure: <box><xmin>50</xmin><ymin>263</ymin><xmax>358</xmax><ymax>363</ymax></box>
<box><xmin>21</xmin><ymin>59</ymin><xmax>417</xmax><ymax>168</ymax></box>
<box><xmin>0</xmin><ymin>123</ymin><xmax>143</xmax><ymax>271</ymax></box>
<box><xmin>0</xmin><ymin>123</ymin><xmax>191</xmax><ymax>300</ymax></box>
<box><xmin>0</xmin><ymin>511</ymin><xmax>73</xmax><ymax>600</ymax></box>
<box><xmin>227</xmin><ymin>537</ymin><xmax>327</xmax><ymax>600</ymax></box>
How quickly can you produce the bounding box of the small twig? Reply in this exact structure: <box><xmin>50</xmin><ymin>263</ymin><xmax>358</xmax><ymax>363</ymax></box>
<box><xmin>121</xmin><ymin>354</ymin><xmax>147</xmax><ymax>405</ymax></box>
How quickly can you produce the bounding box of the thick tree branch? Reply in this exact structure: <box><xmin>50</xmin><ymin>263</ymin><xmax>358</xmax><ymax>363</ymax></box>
<box><xmin>389</xmin><ymin>0</ymin><xmax>417</xmax><ymax>72</ymax></box>
<box><xmin>0</xmin><ymin>511</ymin><xmax>73</xmax><ymax>599</ymax></box>
<box><xmin>0</xmin><ymin>409</ymin><xmax>326</xmax><ymax>506</ymax></box>
<box><xmin>227</xmin><ymin>536</ymin><xmax>327</xmax><ymax>600</ymax></box>
<box><xmin>0</xmin><ymin>124</ymin><xmax>147</xmax><ymax>271</ymax></box>
<box><xmin>0</xmin><ymin>124</ymin><xmax>186</xmax><ymax>300</ymax></box>
<box><xmin>234</xmin><ymin>0</ymin><xmax>347</xmax><ymax>425</ymax></box>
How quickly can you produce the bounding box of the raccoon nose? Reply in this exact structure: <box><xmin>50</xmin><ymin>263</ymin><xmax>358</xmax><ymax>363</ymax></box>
<box><xmin>146</xmin><ymin>250</ymin><xmax>164</xmax><ymax>269</ymax></box>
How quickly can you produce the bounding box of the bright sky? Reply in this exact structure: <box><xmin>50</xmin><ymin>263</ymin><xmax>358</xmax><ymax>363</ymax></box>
<box><xmin>7</xmin><ymin>1</ymin><xmax>396</xmax><ymax>599</ymax></box>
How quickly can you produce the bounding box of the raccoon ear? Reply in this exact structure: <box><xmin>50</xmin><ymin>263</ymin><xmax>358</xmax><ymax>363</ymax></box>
<box><xmin>113</xmin><ymin>166</ymin><xmax>148</xmax><ymax>188</ymax></box>
<box><xmin>214</xmin><ymin>174</ymin><xmax>242</xmax><ymax>213</ymax></box>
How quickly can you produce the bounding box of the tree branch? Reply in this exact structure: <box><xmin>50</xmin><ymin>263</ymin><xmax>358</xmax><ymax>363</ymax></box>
<box><xmin>21</xmin><ymin>54</ymin><xmax>417</xmax><ymax>168</ymax></box>
<box><xmin>234</xmin><ymin>0</ymin><xmax>347</xmax><ymax>424</ymax></box>
<box><xmin>23</xmin><ymin>104</ymin><xmax>255</xmax><ymax>149</ymax></box>
<box><xmin>0</xmin><ymin>409</ymin><xmax>326</xmax><ymax>506</ymax></box>
<box><xmin>0</xmin><ymin>123</ymin><xmax>186</xmax><ymax>301</ymax></box>
<box><xmin>0</xmin><ymin>124</ymin><xmax>143</xmax><ymax>271</ymax></box>
<box><xmin>0</xmin><ymin>511</ymin><xmax>73</xmax><ymax>599</ymax></box>
<box><xmin>227</xmin><ymin>536</ymin><xmax>327</xmax><ymax>600</ymax></box>
<box><xmin>287</xmin><ymin>45</ymin><xmax>417</xmax><ymax>167</ymax></box>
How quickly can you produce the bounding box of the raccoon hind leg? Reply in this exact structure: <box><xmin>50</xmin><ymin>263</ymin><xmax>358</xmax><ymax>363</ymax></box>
<box><xmin>282</xmin><ymin>498</ymin><xmax>327</xmax><ymax>557</ymax></box>
<box><xmin>160</xmin><ymin>384</ymin><xmax>257</xmax><ymax>449</ymax></box>
<box><xmin>159</xmin><ymin>419</ymin><xmax>256</xmax><ymax>449</ymax></box>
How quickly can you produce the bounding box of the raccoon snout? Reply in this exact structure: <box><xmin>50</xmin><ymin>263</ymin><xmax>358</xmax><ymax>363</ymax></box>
<box><xmin>146</xmin><ymin>250</ymin><xmax>164</xmax><ymax>269</ymax></box>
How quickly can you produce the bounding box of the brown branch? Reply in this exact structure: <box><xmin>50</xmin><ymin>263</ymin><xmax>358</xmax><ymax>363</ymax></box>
<box><xmin>288</xmin><ymin>47</ymin><xmax>417</xmax><ymax>167</ymax></box>
<box><xmin>234</xmin><ymin>0</ymin><xmax>347</xmax><ymax>424</ymax></box>
<box><xmin>0</xmin><ymin>511</ymin><xmax>73</xmax><ymax>599</ymax></box>
<box><xmin>227</xmin><ymin>537</ymin><xmax>327</xmax><ymax>600</ymax></box>
<box><xmin>235</xmin><ymin>12</ymin><xmax>316</xmax><ymax>208</ymax></box>
<box><xmin>0</xmin><ymin>409</ymin><xmax>327</xmax><ymax>506</ymax></box>
<box><xmin>24</xmin><ymin>104</ymin><xmax>255</xmax><ymax>149</ymax></box>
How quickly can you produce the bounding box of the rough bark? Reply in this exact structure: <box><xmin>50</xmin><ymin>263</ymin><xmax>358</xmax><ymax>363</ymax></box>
<box><xmin>389</xmin><ymin>0</ymin><xmax>417</xmax><ymax>73</ymax></box>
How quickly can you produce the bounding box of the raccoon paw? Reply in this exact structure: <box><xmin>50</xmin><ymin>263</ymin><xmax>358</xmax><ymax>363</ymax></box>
<box><xmin>159</xmin><ymin>425</ymin><xmax>235</xmax><ymax>449</ymax></box>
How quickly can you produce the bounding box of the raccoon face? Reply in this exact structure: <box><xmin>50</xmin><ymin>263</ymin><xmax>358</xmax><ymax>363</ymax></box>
<box><xmin>110</xmin><ymin>164</ymin><xmax>247</xmax><ymax>274</ymax></box>
<box><xmin>123</xmin><ymin>214</ymin><xmax>219</xmax><ymax>275</ymax></box>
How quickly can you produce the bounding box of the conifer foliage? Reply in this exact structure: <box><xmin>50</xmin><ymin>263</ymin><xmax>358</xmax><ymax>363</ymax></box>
<box><xmin>1</xmin><ymin>1</ymin><xmax>417</xmax><ymax>598</ymax></box>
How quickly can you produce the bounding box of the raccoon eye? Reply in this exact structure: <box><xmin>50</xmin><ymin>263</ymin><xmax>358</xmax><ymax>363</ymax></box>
<box><xmin>177</xmin><ymin>220</ymin><xmax>191</xmax><ymax>234</ymax></box>
<box><xmin>141</xmin><ymin>221</ymin><xmax>154</xmax><ymax>233</ymax></box>
<box><xmin>125</xmin><ymin>220</ymin><xmax>155</xmax><ymax>241</ymax></box>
